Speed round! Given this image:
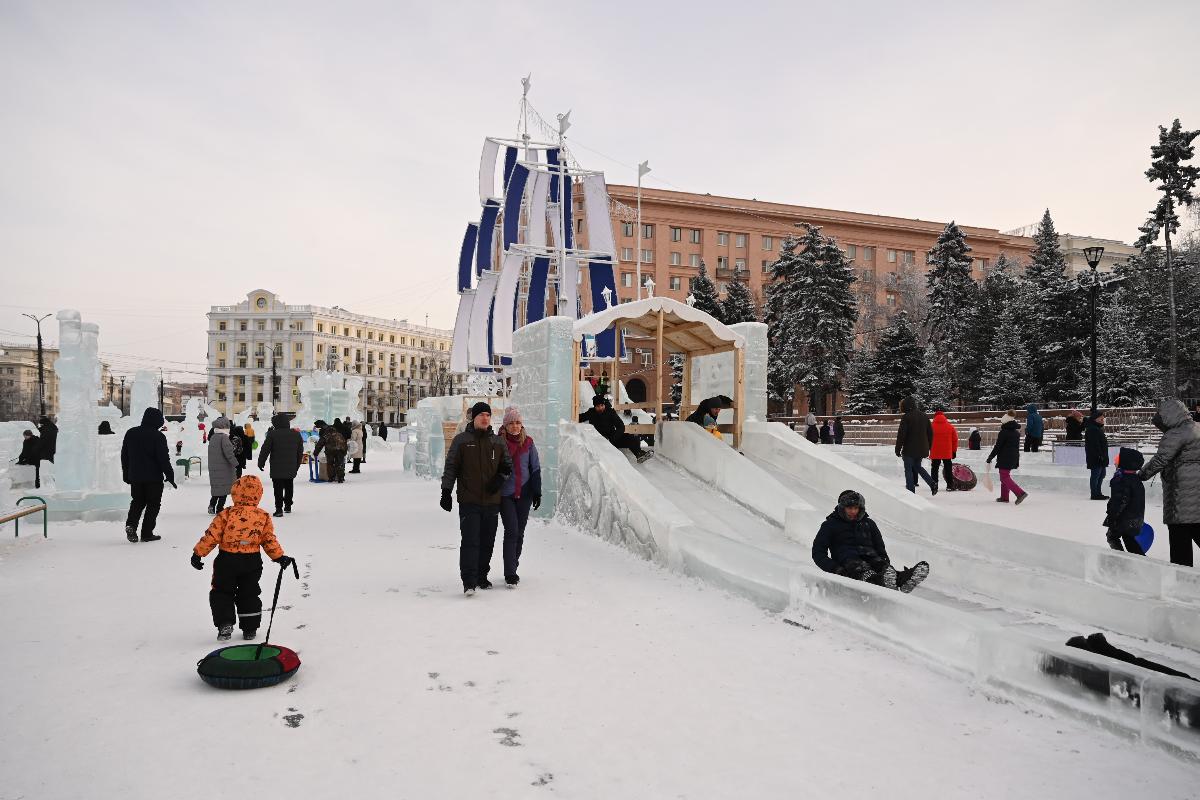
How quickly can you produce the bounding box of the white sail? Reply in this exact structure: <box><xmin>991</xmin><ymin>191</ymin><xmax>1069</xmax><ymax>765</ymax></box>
<box><xmin>526</xmin><ymin>170</ymin><xmax>550</xmax><ymax>248</ymax></box>
<box><xmin>450</xmin><ymin>290</ymin><xmax>474</xmax><ymax>374</ymax></box>
<box><xmin>478</xmin><ymin>138</ymin><xmax>501</xmax><ymax>202</ymax></box>
<box><xmin>582</xmin><ymin>173</ymin><xmax>616</xmax><ymax>256</ymax></box>
<box><xmin>492</xmin><ymin>251</ymin><xmax>525</xmax><ymax>356</ymax></box>
<box><xmin>469</xmin><ymin>271</ymin><xmax>499</xmax><ymax>367</ymax></box>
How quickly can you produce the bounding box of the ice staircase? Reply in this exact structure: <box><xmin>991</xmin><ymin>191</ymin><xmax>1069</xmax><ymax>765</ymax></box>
<box><xmin>556</xmin><ymin>419</ymin><xmax>1200</xmax><ymax>760</ymax></box>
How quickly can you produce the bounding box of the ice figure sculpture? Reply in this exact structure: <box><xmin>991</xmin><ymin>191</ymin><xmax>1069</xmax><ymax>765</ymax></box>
<box><xmin>180</xmin><ymin>398</ymin><xmax>205</xmax><ymax>458</ymax></box>
<box><xmin>52</xmin><ymin>311</ymin><xmax>101</xmax><ymax>492</ymax></box>
<box><xmin>294</xmin><ymin>371</ymin><xmax>364</xmax><ymax>430</ymax></box>
<box><xmin>130</xmin><ymin>370</ymin><xmax>158</xmax><ymax>421</ymax></box>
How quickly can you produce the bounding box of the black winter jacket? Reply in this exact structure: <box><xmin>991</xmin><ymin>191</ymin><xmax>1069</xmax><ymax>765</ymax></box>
<box><xmin>968</xmin><ymin>430</ymin><xmax>982</xmax><ymax>450</ymax></box>
<box><xmin>120</xmin><ymin>408</ymin><xmax>175</xmax><ymax>485</ymax></box>
<box><xmin>1085</xmin><ymin>418</ymin><xmax>1109</xmax><ymax>469</ymax></box>
<box><xmin>987</xmin><ymin>420</ymin><xmax>1022</xmax><ymax>470</ymax></box>
<box><xmin>579</xmin><ymin>405</ymin><xmax>627</xmax><ymax>442</ymax></box>
<box><xmin>441</xmin><ymin>426</ymin><xmax>513</xmax><ymax>507</ymax></box>
<box><xmin>1105</xmin><ymin>449</ymin><xmax>1146</xmax><ymax>533</ymax></box>
<box><xmin>894</xmin><ymin>397</ymin><xmax>933</xmax><ymax>459</ymax></box>
<box><xmin>258</xmin><ymin>414</ymin><xmax>304</xmax><ymax>479</ymax></box>
<box><xmin>17</xmin><ymin>435</ymin><xmax>41</xmax><ymax>465</ymax></box>
<box><xmin>812</xmin><ymin>508</ymin><xmax>890</xmax><ymax>573</ymax></box>
<box><xmin>37</xmin><ymin>419</ymin><xmax>58</xmax><ymax>462</ymax></box>
<box><xmin>1064</xmin><ymin>416</ymin><xmax>1084</xmax><ymax>441</ymax></box>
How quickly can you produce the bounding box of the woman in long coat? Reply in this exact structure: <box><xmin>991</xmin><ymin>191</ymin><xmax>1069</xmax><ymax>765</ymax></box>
<box><xmin>1140</xmin><ymin>398</ymin><xmax>1200</xmax><ymax>566</ymax></box>
<box><xmin>207</xmin><ymin>417</ymin><xmax>239</xmax><ymax>514</ymax></box>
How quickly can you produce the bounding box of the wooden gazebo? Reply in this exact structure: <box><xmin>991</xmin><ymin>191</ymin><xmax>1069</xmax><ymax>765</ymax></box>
<box><xmin>571</xmin><ymin>297</ymin><xmax>747</xmax><ymax>447</ymax></box>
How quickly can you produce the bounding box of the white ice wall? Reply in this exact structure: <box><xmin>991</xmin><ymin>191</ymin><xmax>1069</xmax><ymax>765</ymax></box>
<box><xmin>688</xmin><ymin>321</ymin><xmax>767</xmax><ymax>424</ymax></box>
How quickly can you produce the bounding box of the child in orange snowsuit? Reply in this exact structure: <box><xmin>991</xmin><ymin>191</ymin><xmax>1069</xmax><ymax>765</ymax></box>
<box><xmin>191</xmin><ymin>475</ymin><xmax>293</xmax><ymax>641</ymax></box>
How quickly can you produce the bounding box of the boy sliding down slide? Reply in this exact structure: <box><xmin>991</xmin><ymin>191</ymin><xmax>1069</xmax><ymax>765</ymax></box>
<box><xmin>812</xmin><ymin>490</ymin><xmax>930</xmax><ymax>593</ymax></box>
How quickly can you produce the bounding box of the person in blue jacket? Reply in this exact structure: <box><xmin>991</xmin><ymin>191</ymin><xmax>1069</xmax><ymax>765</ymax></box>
<box><xmin>1023</xmin><ymin>403</ymin><xmax>1044</xmax><ymax>452</ymax></box>
<box><xmin>498</xmin><ymin>406</ymin><xmax>542</xmax><ymax>586</ymax></box>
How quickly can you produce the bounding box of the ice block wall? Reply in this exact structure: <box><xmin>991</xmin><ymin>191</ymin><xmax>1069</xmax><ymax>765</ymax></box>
<box><xmin>53</xmin><ymin>312</ymin><xmax>99</xmax><ymax>492</ymax></box>
<box><xmin>689</xmin><ymin>322</ymin><xmax>767</xmax><ymax>424</ymax></box>
<box><xmin>509</xmin><ymin>316</ymin><xmax>575</xmax><ymax>517</ymax></box>
<box><xmin>130</xmin><ymin>369</ymin><xmax>157</xmax><ymax>421</ymax></box>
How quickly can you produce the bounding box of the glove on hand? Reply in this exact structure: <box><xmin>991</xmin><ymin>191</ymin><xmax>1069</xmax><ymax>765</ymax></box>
<box><xmin>190</xmin><ymin>553</ymin><xmax>204</xmax><ymax>570</ymax></box>
<box><xmin>531</xmin><ymin>494</ymin><xmax>541</xmax><ymax>511</ymax></box>
<box><xmin>167</xmin><ymin>480</ymin><xmax>178</xmax><ymax>489</ymax></box>
<box><xmin>440</xmin><ymin>489</ymin><xmax>453</xmax><ymax>512</ymax></box>
<box><xmin>274</xmin><ymin>555</ymin><xmax>295</xmax><ymax>569</ymax></box>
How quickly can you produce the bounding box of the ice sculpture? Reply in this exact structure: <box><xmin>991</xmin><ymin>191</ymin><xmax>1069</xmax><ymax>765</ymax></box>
<box><xmin>179</xmin><ymin>397</ymin><xmax>205</xmax><ymax>458</ymax></box>
<box><xmin>294</xmin><ymin>371</ymin><xmax>364</xmax><ymax>430</ymax></box>
<box><xmin>52</xmin><ymin>312</ymin><xmax>100</xmax><ymax>492</ymax></box>
<box><xmin>129</xmin><ymin>370</ymin><xmax>158</xmax><ymax>421</ymax></box>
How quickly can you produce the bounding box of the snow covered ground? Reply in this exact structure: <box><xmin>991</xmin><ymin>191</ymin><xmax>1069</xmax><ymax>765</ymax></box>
<box><xmin>2</xmin><ymin>447</ymin><xmax>1196</xmax><ymax>799</ymax></box>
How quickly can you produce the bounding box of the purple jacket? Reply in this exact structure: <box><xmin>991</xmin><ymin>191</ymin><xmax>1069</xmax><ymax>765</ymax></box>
<box><xmin>501</xmin><ymin>439</ymin><xmax>542</xmax><ymax>498</ymax></box>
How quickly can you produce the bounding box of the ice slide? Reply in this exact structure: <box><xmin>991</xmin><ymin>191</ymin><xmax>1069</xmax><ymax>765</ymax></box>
<box><xmin>556</xmin><ymin>420</ymin><xmax>1200</xmax><ymax>757</ymax></box>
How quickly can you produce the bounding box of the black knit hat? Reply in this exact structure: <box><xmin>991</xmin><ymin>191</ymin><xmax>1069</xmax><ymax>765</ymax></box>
<box><xmin>837</xmin><ymin>489</ymin><xmax>866</xmax><ymax>511</ymax></box>
<box><xmin>469</xmin><ymin>401</ymin><xmax>492</xmax><ymax>420</ymax></box>
<box><xmin>592</xmin><ymin>395</ymin><xmax>608</xmax><ymax>407</ymax></box>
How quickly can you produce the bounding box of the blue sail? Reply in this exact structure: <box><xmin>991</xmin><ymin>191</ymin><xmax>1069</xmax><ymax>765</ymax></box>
<box><xmin>563</xmin><ymin>170</ymin><xmax>574</xmax><ymax>250</ymax></box>
<box><xmin>526</xmin><ymin>257</ymin><xmax>550</xmax><ymax>324</ymax></box>
<box><xmin>502</xmin><ymin>146</ymin><xmax>518</xmax><ymax>190</ymax></box>
<box><xmin>458</xmin><ymin>222</ymin><xmax>478</xmax><ymax>292</ymax></box>
<box><xmin>502</xmin><ymin>163</ymin><xmax>530</xmax><ymax>250</ymax></box>
<box><xmin>475</xmin><ymin>200</ymin><xmax>500</xmax><ymax>276</ymax></box>
<box><xmin>589</xmin><ymin>258</ymin><xmax>618</xmax><ymax>358</ymax></box>
<box><xmin>546</xmin><ymin>148</ymin><xmax>561</xmax><ymax>203</ymax></box>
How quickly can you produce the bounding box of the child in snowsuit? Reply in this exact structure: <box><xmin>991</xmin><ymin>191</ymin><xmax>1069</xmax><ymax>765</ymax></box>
<box><xmin>812</xmin><ymin>490</ymin><xmax>930</xmax><ymax>593</ymax></box>
<box><xmin>1103</xmin><ymin>447</ymin><xmax>1146</xmax><ymax>555</ymax></box>
<box><xmin>191</xmin><ymin>475</ymin><xmax>294</xmax><ymax>641</ymax></box>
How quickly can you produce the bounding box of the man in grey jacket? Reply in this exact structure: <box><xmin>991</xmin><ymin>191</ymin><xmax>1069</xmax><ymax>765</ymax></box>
<box><xmin>1140</xmin><ymin>398</ymin><xmax>1200</xmax><ymax>566</ymax></box>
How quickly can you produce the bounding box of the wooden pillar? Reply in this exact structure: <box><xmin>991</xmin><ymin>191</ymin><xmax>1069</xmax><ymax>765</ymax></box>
<box><xmin>682</xmin><ymin>352</ymin><xmax>692</xmax><ymax>420</ymax></box>
<box><xmin>571</xmin><ymin>338</ymin><xmax>581</xmax><ymax>419</ymax></box>
<box><xmin>655</xmin><ymin>310</ymin><xmax>664</xmax><ymax>428</ymax></box>
<box><xmin>611</xmin><ymin>325</ymin><xmax>620</xmax><ymax>402</ymax></box>
<box><xmin>733</xmin><ymin>345</ymin><xmax>745</xmax><ymax>450</ymax></box>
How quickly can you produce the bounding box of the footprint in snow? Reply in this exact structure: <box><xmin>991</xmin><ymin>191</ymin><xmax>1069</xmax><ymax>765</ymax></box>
<box><xmin>493</xmin><ymin>727</ymin><xmax>521</xmax><ymax>747</ymax></box>
<box><xmin>282</xmin><ymin>708</ymin><xmax>304</xmax><ymax>728</ymax></box>
<box><xmin>531</xmin><ymin>773</ymin><xmax>554</xmax><ymax>787</ymax></box>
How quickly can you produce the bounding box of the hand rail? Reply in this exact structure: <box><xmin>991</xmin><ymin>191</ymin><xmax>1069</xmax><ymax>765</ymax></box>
<box><xmin>6</xmin><ymin>496</ymin><xmax>49</xmax><ymax>538</ymax></box>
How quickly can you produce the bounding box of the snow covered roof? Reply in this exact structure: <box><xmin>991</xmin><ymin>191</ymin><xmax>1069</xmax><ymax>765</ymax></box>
<box><xmin>572</xmin><ymin>297</ymin><xmax>744</xmax><ymax>353</ymax></box>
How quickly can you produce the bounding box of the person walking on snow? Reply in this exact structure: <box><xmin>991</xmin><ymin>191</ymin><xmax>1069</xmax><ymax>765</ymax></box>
<box><xmin>811</xmin><ymin>490</ymin><xmax>930</xmax><ymax>593</ymax></box>
<box><xmin>968</xmin><ymin>427</ymin><xmax>982</xmax><ymax>450</ymax></box>
<box><xmin>987</xmin><ymin>411</ymin><xmax>1028</xmax><ymax>504</ymax></box>
<box><xmin>804</xmin><ymin>410</ymin><xmax>819</xmax><ymax>444</ymax></box>
<box><xmin>191</xmin><ymin>474</ymin><xmax>294</xmax><ymax>642</ymax></box>
<box><xmin>120</xmin><ymin>407</ymin><xmax>176</xmax><ymax>543</ymax></box>
<box><xmin>349</xmin><ymin>422</ymin><xmax>364</xmax><ymax>474</ymax></box>
<box><xmin>894</xmin><ymin>396</ymin><xmax>937</xmax><ymax>495</ymax></box>
<box><xmin>440</xmin><ymin>402</ymin><xmax>513</xmax><ymax>594</ymax></box>
<box><xmin>1023</xmin><ymin>403</ymin><xmax>1044</xmax><ymax>452</ymax></box>
<box><xmin>929</xmin><ymin>409</ymin><xmax>958</xmax><ymax>492</ymax></box>
<box><xmin>1085</xmin><ymin>411</ymin><xmax>1109</xmax><ymax>500</ymax></box>
<box><xmin>207</xmin><ymin>416</ymin><xmax>238</xmax><ymax>514</ymax></box>
<box><xmin>499</xmin><ymin>406</ymin><xmax>541</xmax><ymax>586</ymax></box>
<box><xmin>579</xmin><ymin>395</ymin><xmax>653</xmax><ymax>463</ymax></box>
<box><xmin>1139</xmin><ymin>398</ymin><xmax>1200</xmax><ymax>566</ymax></box>
<box><xmin>228</xmin><ymin>423</ymin><xmax>248</xmax><ymax>478</ymax></box>
<box><xmin>1104</xmin><ymin>447</ymin><xmax>1146</xmax><ymax>555</ymax></box>
<box><xmin>834</xmin><ymin>415</ymin><xmax>845</xmax><ymax>445</ymax></box>
<box><xmin>258</xmin><ymin>413</ymin><xmax>304</xmax><ymax>517</ymax></box>
<box><xmin>820</xmin><ymin>419</ymin><xmax>835</xmax><ymax>444</ymax></box>
<box><xmin>313</xmin><ymin>421</ymin><xmax>348</xmax><ymax>483</ymax></box>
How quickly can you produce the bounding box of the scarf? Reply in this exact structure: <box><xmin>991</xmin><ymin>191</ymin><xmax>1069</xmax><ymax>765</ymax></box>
<box><xmin>504</xmin><ymin>430</ymin><xmax>532</xmax><ymax>498</ymax></box>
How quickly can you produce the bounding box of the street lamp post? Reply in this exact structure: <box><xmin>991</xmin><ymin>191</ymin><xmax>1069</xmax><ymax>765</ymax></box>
<box><xmin>1083</xmin><ymin>246</ymin><xmax>1106</xmax><ymax>413</ymax></box>
<box><xmin>21</xmin><ymin>313</ymin><xmax>52</xmax><ymax>417</ymax></box>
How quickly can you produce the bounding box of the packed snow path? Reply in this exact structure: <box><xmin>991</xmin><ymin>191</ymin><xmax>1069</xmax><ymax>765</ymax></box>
<box><xmin>1</xmin><ymin>448</ymin><xmax>1196</xmax><ymax>799</ymax></box>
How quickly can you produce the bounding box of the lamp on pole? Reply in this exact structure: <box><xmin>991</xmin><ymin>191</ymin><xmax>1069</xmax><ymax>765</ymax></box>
<box><xmin>1083</xmin><ymin>245</ymin><xmax>1105</xmax><ymax>413</ymax></box>
<box><xmin>21</xmin><ymin>313</ymin><xmax>52</xmax><ymax>417</ymax></box>
<box><xmin>635</xmin><ymin>160</ymin><xmax>651</xmax><ymax>301</ymax></box>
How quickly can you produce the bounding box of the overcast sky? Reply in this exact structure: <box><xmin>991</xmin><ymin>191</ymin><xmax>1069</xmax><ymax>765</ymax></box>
<box><xmin>1</xmin><ymin>0</ymin><xmax>1197</xmax><ymax>378</ymax></box>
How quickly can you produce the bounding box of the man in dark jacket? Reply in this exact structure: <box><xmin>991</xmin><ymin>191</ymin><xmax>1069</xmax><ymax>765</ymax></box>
<box><xmin>811</xmin><ymin>490</ymin><xmax>929</xmax><ymax>593</ymax></box>
<box><xmin>378</xmin><ymin>422</ymin><xmax>389</xmax><ymax>441</ymax></box>
<box><xmin>894</xmin><ymin>396</ymin><xmax>936</xmax><ymax>495</ymax></box>
<box><xmin>18</xmin><ymin>429</ymin><xmax>42</xmax><ymax>487</ymax></box>
<box><xmin>1023</xmin><ymin>403</ymin><xmax>1044</xmax><ymax>452</ymax></box>
<box><xmin>228</xmin><ymin>424</ymin><xmax>249</xmax><ymax>477</ymax></box>
<box><xmin>833</xmin><ymin>416</ymin><xmax>845</xmax><ymax>445</ymax></box>
<box><xmin>440</xmin><ymin>402</ymin><xmax>514</xmax><ymax>593</ymax></box>
<box><xmin>312</xmin><ymin>422</ymin><xmax>348</xmax><ymax>483</ymax></box>
<box><xmin>120</xmin><ymin>407</ymin><xmax>176</xmax><ymax>542</ymax></box>
<box><xmin>1064</xmin><ymin>410</ymin><xmax>1085</xmax><ymax>442</ymax></box>
<box><xmin>258</xmin><ymin>413</ymin><xmax>304</xmax><ymax>517</ymax></box>
<box><xmin>1104</xmin><ymin>447</ymin><xmax>1145</xmax><ymax>555</ymax></box>
<box><xmin>580</xmin><ymin>395</ymin><xmax>652</xmax><ymax>463</ymax></box>
<box><xmin>37</xmin><ymin>415</ymin><xmax>58</xmax><ymax>463</ymax></box>
<box><xmin>1085</xmin><ymin>411</ymin><xmax>1109</xmax><ymax>500</ymax></box>
<box><xmin>685</xmin><ymin>395</ymin><xmax>731</xmax><ymax>426</ymax></box>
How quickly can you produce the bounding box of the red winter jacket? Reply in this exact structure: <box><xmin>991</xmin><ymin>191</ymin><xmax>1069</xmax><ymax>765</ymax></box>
<box><xmin>929</xmin><ymin>412</ymin><xmax>958</xmax><ymax>460</ymax></box>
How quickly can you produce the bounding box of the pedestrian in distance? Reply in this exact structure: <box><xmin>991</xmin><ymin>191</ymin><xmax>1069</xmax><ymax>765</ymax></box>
<box><xmin>833</xmin><ymin>415</ymin><xmax>845</xmax><ymax>445</ymax></box>
<box><xmin>968</xmin><ymin>427</ymin><xmax>982</xmax><ymax>450</ymax></box>
<box><xmin>378</xmin><ymin>422</ymin><xmax>389</xmax><ymax>442</ymax></box>
<box><xmin>243</xmin><ymin>419</ymin><xmax>256</xmax><ymax>453</ymax></box>
<box><xmin>97</xmin><ymin>421</ymin><xmax>114</xmax><ymax>435</ymax></box>
<box><xmin>987</xmin><ymin>411</ymin><xmax>1028</xmax><ymax>505</ymax></box>
<box><xmin>360</xmin><ymin>419</ymin><xmax>368</xmax><ymax>464</ymax></box>
<box><xmin>258</xmin><ymin>413</ymin><xmax>304</xmax><ymax>517</ymax></box>
<box><xmin>313</xmin><ymin>421</ymin><xmax>348</xmax><ymax>483</ymax></box>
<box><xmin>499</xmin><ymin>406</ymin><xmax>541</xmax><ymax>586</ymax></box>
<box><xmin>207</xmin><ymin>416</ymin><xmax>238</xmax><ymax>515</ymax></box>
<box><xmin>929</xmin><ymin>409</ymin><xmax>958</xmax><ymax>492</ymax></box>
<box><xmin>440</xmin><ymin>402</ymin><xmax>513</xmax><ymax>594</ymax></box>
<box><xmin>820</xmin><ymin>419</ymin><xmax>835</xmax><ymax>445</ymax></box>
<box><xmin>894</xmin><ymin>396</ymin><xmax>937</xmax><ymax>495</ymax></box>
<box><xmin>37</xmin><ymin>415</ymin><xmax>57</xmax><ymax>463</ymax></box>
<box><xmin>191</xmin><ymin>475</ymin><xmax>294</xmax><ymax>642</ymax></box>
<box><xmin>811</xmin><ymin>490</ymin><xmax>930</xmax><ymax>593</ymax></box>
<box><xmin>1104</xmin><ymin>447</ymin><xmax>1146</xmax><ymax>555</ymax></box>
<box><xmin>1023</xmin><ymin>403</ymin><xmax>1044</xmax><ymax>452</ymax></box>
<box><xmin>349</xmin><ymin>422</ymin><xmax>364</xmax><ymax>474</ymax></box>
<box><xmin>804</xmin><ymin>410</ymin><xmax>819</xmax><ymax>444</ymax></box>
<box><xmin>17</xmin><ymin>428</ymin><xmax>42</xmax><ymax>487</ymax></box>
<box><xmin>1140</xmin><ymin>398</ymin><xmax>1200</xmax><ymax>567</ymax></box>
<box><xmin>1085</xmin><ymin>410</ymin><xmax>1109</xmax><ymax>500</ymax></box>
<box><xmin>1064</xmin><ymin>409</ymin><xmax>1085</xmax><ymax>442</ymax></box>
<box><xmin>120</xmin><ymin>407</ymin><xmax>176</xmax><ymax>542</ymax></box>
<box><xmin>228</xmin><ymin>424</ymin><xmax>249</xmax><ymax>478</ymax></box>
<box><xmin>579</xmin><ymin>395</ymin><xmax>653</xmax><ymax>463</ymax></box>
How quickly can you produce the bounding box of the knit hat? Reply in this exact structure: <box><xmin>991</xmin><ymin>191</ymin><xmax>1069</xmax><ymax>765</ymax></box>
<box><xmin>503</xmin><ymin>406</ymin><xmax>522</xmax><ymax>426</ymax></box>
<box><xmin>212</xmin><ymin>416</ymin><xmax>231</xmax><ymax>430</ymax></box>
<box><xmin>592</xmin><ymin>395</ymin><xmax>608</xmax><ymax>407</ymax></box>
<box><xmin>969</xmin><ymin>427</ymin><xmax>979</xmax><ymax>434</ymax></box>
<box><xmin>837</xmin><ymin>489</ymin><xmax>866</xmax><ymax>511</ymax></box>
<box><xmin>469</xmin><ymin>401</ymin><xmax>492</xmax><ymax>420</ymax></box>
<box><xmin>999</xmin><ymin>413</ymin><xmax>1015</xmax><ymax>425</ymax></box>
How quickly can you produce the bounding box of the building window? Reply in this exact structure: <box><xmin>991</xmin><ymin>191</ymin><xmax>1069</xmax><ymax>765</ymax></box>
<box><xmin>641</xmin><ymin>351</ymin><xmax>653</xmax><ymax>368</ymax></box>
<box><xmin>642</xmin><ymin>224</ymin><xmax>654</xmax><ymax>239</ymax></box>
<box><xmin>218</xmin><ymin>359</ymin><xmax>225</xmax><ymax>368</ymax></box>
<box><xmin>640</xmin><ymin>249</ymin><xmax>654</xmax><ymax>263</ymax></box>
<box><xmin>670</xmin><ymin>251</ymin><xmax>681</xmax><ymax>266</ymax></box>
<box><xmin>218</xmin><ymin>342</ymin><xmax>226</xmax><ymax>352</ymax></box>
<box><xmin>343</xmin><ymin>347</ymin><xmax>350</xmax><ymax>357</ymax></box>
<box><xmin>236</xmin><ymin>376</ymin><xmax>246</xmax><ymax>386</ymax></box>
<box><xmin>887</xmin><ymin>249</ymin><xmax>897</xmax><ymax>263</ymax></box>
<box><xmin>294</xmin><ymin>342</ymin><xmax>303</xmax><ymax>352</ymax></box>
<box><xmin>294</xmin><ymin>359</ymin><xmax>303</xmax><ymax>369</ymax></box>
<box><xmin>256</xmin><ymin>359</ymin><xmax>264</xmax><ymax>369</ymax></box>
<box><xmin>317</xmin><ymin>323</ymin><xmax>324</xmax><ymax>333</ymax></box>
<box><xmin>671</xmin><ymin>226</ymin><xmax>682</xmax><ymax>242</ymax></box>
<box><xmin>735</xmin><ymin>258</ymin><xmax>746</xmax><ymax>271</ymax></box>
<box><xmin>274</xmin><ymin>320</ymin><xmax>284</xmax><ymax>330</ymax></box>
<box><xmin>717</xmin><ymin>231</ymin><xmax>729</xmax><ymax>246</ymax></box>
<box><xmin>762</xmin><ymin>236</ymin><xmax>773</xmax><ymax>251</ymax></box>
<box><xmin>622</xmin><ymin>272</ymin><xmax>633</xmax><ymax>287</ymax></box>
<box><xmin>762</xmin><ymin>260</ymin><xmax>771</xmax><ymax>272</ymax></box>
<box><xmin>620</xmin><ymin>247</ymin><xmax>634</xmax><ymax>261</ymax></box>
<box><xmin>622</xmin><ymin>222</ymin><xmax>634</xmax><ymax>237</ymax></box>
<box><xmin>576</xmin><ymin>218</ymin><xmax>584</xmax><ymax>233</ymax></box>
<box><xmin>846</xmin><ymin>244</ymin><xmax>857</xmax><ymax>260</ymax></box>
<box><xmin>735</xmin><ymin>233</ymin><xmax>747</xmax><ymax>248</ymax></box>
<box><xmin>861</xmin><ymin>269</ymin><xmax>875</xmax><ymax>282</ymax></box>
<box><xmin>900</xmin><ymin>250</ymin><xmax>915</xmax><ymax>266</ymax></box>
<box><xmin>863</xmin><ymin>246</ymin><xmax>875</xmax><ymax>261</ymax></box>
<box><xmin>238</xmin><ymin>359</ymin><xmax>246</xmax><ymax>368</ymax></box>
<box><xmin>690</xmin><ymin>228</ymin><xmax>702</xmax><ymax>244</ymax></box>
<box><xmin>237</xmin><ymin>393</ymin><xmax>245</xmax><ymax>402</ymax></box>
<box><xmin>886</xmin><ymin>292</ymin><xmax>897</xmax><ymax>306</ymax></box>
<box><xmin>669</xmin><ymin>276</ymin><xmax>682</xmax><ymax>291</ymax></box>
<box><xmin>717</xmin><ymin>256</ymin><xmax>729</xmax><ymax>270</ymax></box>
<box><xmin>256</xmin><ymin>321</ymin><xmax>265</xmax><ymax>331</ymax></box>
<box><xmin>690</xmin><ymin>254</ymin><xmax>701</xmax><ymax>268</ymax></box>
<box><xmin>239</xmin><ymin>321</ymin><xmax>247</xmax><ymax>331</ymax></box>
<box><xmin>218</xmin><ymin>321</ymin><xmax>226</xmax><ymax>331</ymax></box>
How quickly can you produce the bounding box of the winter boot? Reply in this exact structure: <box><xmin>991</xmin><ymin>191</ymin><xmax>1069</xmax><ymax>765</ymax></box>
<box><xmin>996</xmin><ymin>497</ymin><xmax>1009</xmax><ymax>503</ymax></box>
<box><xmin>243</xmin><ymin>629</ymin><xmax>257</xmax><ymax>640</ymax></box>
<box><xmin>217</xmin><ymin>625</ymin><xmax>234</xmax><ymax>641</ymax></box>
<box><xmin>505</xmin><ymin>574</ymin><xmax>520</xmax><ymax>586</ymax></box>
<box><xmin>478</xmin><ymin>578</ymin><xmax>493</xmax><ymax>590</ymax></box>
<box><xmin>879</xmin><ymin>564</ymin><xmax>898</xmax><ymax>591</ymax></box>
<box><xmin>285</xmin><ymin>505</ymin><xmax>293</xmax><ymax>514</ymax></box>
<box><xmin>463</xmin><ymin>585</ymin><xmax>476</xmax><ymax>596</ymax></box>
<box><xmin>207</xmin><ymin>498</ymin><xmax>216</xmax><ymax>515</ymax></box>
<box><xmin>273</xmin><ymin>509</ymin><xmax>284</xmax><ymax>518</ymax></box>
<box><xmin>635</xmin><ymin>449</ymin><xmax>654</xmax><ymax>464</ymax></box>
<box><xmin>125</xmin><ymin>525</ymin><xmax>138</xmax><ymax>543</ymax></box>
<box><xmin>140</xmin><ymin>533</ymin><xmax>162</xmax><ymax>542</ymax></box>
<box><xmin>1015</xmin><ymin>492</ymin><xmax>1028</xmax><ymax>505</ymax></box>
<box><xmin>897</xmin><ymin>561</ymin><xmax>930</xmax><ymax>594</ymax></box>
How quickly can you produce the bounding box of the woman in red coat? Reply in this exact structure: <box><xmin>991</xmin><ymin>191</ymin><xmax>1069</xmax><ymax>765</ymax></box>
<box><xmin>929</xmin><ymin>410</ymin><xmax>958</xmax><ymax>492</ymax></box>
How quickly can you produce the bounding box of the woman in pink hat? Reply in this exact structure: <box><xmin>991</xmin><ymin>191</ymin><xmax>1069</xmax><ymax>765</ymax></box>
<box><xmin>498</xmin><ymin>406</ymin><xmax>541</xmax><ymax>586</ymax></box>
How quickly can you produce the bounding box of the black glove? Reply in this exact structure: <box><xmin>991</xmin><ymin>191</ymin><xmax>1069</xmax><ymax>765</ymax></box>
<box><xmin>274</xmin><ymin>555</ymin><xmax>294</xmax><ymax>569</ymax></box>
<box><xmin>440</xmin><ymin>489</ymin><xmax>452</xmax><ymax>512</ymax></box>
<box><xmin>531</xmin><ymin>494</ymin><xmax>541</xmax><ymax>511</ymax></box>
<box><xmin>190</xmin><ymin>553</ymin><xmax>204</xmax><ymax>570</ymax></box>
<box><xmin>167</xmin><ymin>479</ymin><xmax>178</xmax><ymax>489</ymax></box>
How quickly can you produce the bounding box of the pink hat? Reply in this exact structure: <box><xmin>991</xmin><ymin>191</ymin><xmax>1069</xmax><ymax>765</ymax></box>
<box><xmin>502</xmin><ymin>406</ymin><xmax>522</xmax><ymax>426</ymax></box>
